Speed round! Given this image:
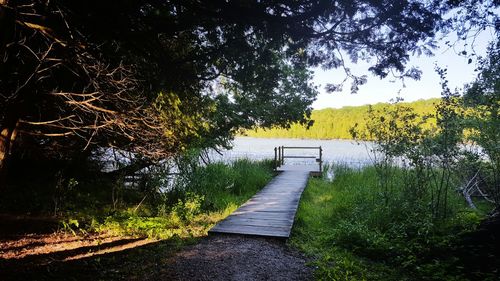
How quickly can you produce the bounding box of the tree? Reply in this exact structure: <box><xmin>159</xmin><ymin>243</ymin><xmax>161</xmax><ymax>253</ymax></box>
<box><xmin>462</xmin><ymin>38</ymin><xmax>500</xmax><ymax>207</ymax></box>
<box><xmin>0</xmin><ymin>0</ymin><xmax>497</xmax><ymax>180</ymax></box>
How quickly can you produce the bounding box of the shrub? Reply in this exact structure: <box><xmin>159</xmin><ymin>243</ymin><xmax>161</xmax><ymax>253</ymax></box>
<box><xmin>291</xmin><ymin>165</ymin><xmax>485</xmax><ymax>280</ymax></box>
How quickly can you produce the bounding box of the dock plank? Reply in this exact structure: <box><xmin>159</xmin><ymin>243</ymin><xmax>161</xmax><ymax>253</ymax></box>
<box><xmin>208</xmin><ymin>165</ymin><xmax>317</xmax><ymax>238</ymax></box>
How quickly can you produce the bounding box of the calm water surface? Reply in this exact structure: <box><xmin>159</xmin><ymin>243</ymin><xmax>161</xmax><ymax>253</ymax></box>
<box><xmin>212</xmin><ymin>137</ymin><xmax>374</xmax><ymax>167</ymax></box>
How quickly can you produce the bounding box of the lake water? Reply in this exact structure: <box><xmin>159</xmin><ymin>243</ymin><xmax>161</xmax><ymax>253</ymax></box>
<box><xmin>211</xmin><ymin>137</ymin><xmax>375</xmax><ymax>168</ymax></box>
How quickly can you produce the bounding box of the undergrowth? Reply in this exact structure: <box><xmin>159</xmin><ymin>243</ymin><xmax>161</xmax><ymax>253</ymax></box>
<box><xmin>61</xmin><ymin>159</ymin><xmax>273</xmax><ymax>240</ymax></box>
<box><xmin>290</xmin><ymin>165</ymin><xmax>491</xmax><ymax>281</ymax></box>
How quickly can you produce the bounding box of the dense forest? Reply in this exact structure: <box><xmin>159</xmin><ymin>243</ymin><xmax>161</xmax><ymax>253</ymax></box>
<box><xmin>246</xmin><ymin>98</ymin><xmax>440</xmax><ymax>139</ymax></box>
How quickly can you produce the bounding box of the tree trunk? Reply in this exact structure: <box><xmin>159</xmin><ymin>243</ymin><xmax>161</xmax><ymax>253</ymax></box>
<box><xmin>0</xmin><ymin>114</ymin><xmax>19</xmax><ymax>185</ymax></box>
<box><xmin>0</xmin><ymin>0</ymin><xmax>17</xmax><ymax>186</ymax></box>
<box><xmin>103</xmin><ymin>158</ymin><xmax>154</xmax><ymax>181</ymax></box>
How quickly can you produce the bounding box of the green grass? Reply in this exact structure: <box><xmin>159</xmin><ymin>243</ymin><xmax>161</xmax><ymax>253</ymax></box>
<box><xmin>290</xmin><ymin>165</ymin><xmax>487</xmax><ymax>281</ymax></box>
<box><xmin>63</xmin><ymin>159</ymin><xmax>274</xmax><ymax>240</ymax></box>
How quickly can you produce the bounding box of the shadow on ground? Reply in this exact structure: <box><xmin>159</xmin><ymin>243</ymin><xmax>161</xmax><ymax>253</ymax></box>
<box><xmin>0</xmin><ymin>236</ymin><xmax>188</xmax><ymax>281</ymax></box>
<box><xmin>1</xmin><ymin>214</ymin><xmax>499</xmax><ymax>280</ymax></box>
<box><xmin>0</xmin><ymin>215</ymin><xmax>312</xmax><ymax>281</ymax></box>
<box><xmin>0</xmin><ymin>214</ymin><xmax>190</xmax><ymax>281</ymax></box>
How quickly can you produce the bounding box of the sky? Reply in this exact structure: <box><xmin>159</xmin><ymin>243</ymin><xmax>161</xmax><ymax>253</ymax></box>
<box><xmin>311</xmin><ymin>30</ymin><xmax>497</xmax><ymax>109</ymax></box>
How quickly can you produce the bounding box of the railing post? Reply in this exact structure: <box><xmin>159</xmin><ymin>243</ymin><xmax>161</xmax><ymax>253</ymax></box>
<box><xmin>274</xmin><ymin>147</ymin><xmax>277</xmax><ymax>171</ymax></box>
<box><xmin>319</xmin><ymin>146</ymin><xmax>323</xmax><ymax>173</ymax></box>
<box><xmin>278</xmin><ymin>146</ymin><xmax>281</xmax><ymax>168</ymax></box>
<box><xmin>281</xmin><ymin>146</ymin><xmax>285</xmax><ymax>166</ymax></box>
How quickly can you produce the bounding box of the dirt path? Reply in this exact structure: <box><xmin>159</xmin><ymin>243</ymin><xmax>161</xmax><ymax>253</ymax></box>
<box><xmin>0</xmin><ymin>219</ymin><xmax>312</xmax><ymax>281</ymax></box>
<box><xmin>161</xmin><ymin>235</ymin><xmax>312</xmax><ymax>281</ymax></box>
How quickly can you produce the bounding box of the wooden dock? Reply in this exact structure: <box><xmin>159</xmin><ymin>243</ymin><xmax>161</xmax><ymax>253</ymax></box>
<box><xmin>208</xmin><ymin>164</ymin><xmax>318</xmax><ymax>238</ymax></box>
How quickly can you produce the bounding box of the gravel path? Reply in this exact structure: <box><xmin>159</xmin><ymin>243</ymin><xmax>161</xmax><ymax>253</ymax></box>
<box><xmin>161</xmin><ymin>235</ymin><xmax>313</xmax><ymax>281</ymax></box>
<box><xmin>0</xmin><ymin>214</ymin><xmax>313</xmax><ymax>280</ymax></box>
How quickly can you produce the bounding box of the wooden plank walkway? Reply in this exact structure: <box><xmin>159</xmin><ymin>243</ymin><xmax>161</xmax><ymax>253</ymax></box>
<box><xmin>208</xmin><ymin>165</ymin><xmax>318</xmax><ymax>238</ymax></box>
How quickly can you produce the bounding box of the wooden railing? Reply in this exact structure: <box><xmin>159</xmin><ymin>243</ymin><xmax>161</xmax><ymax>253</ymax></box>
<box><xmin>274</xmin><ymin>146</ymin><xmax>323</xmax><ymax>172</ymax></box>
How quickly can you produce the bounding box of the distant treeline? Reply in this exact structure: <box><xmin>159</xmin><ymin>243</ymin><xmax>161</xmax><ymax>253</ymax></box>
<box><xmin>245</xmin><ymin>98</ymin><xmax>440</xmax><ymax>139</ymax></box>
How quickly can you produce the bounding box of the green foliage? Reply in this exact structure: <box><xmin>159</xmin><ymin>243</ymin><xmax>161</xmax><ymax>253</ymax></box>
<box><xmin>246</xmin><ymin>98</ymin><xmax>439</xmax><ymax>140</ymax></box>
<box><xmin>90</xmin><ymin>213</ymin><xmax>187</xmax><ymax>240</ymax></box>
<box><xmin>462</xmin><ymin>39</ymin><xmax>500</xmax><ymax>207</ymax></box>
<box><xmin>70</xmin><ymin>158</ymin><xmax>273</xmax><ymax>240</ymax></box>
<box><xmin>314</xmin><ymin>252</ymin><xmax>368</xmax><ymax>281</ymax></box>
<box><xmin>60</xmin><ymin>218</ymin><xmax>82</xmax><ymax>236</ymax></box>
<box><xmin>172</xmin><ymin>157</ymin><xmax>274</xmax><ymax>212</ymax></box>
<box><xmin>290</xmin><ymin>166</ymin><xmax>484</xmax><ymax>281</ymax></box>
<box><xmin>171</xmin><ymin>193</ymin><xmax>204</xmax><ymax>222</ymax></box>
<box><xmin>292</xmin><ymin>63</ymin><xmax>500</xmax><ymax>278</ymax></box>
<box><xmin>349</xmin><ymin>88</ymin><xmax>466</xmax><ymax>219</ymax></box>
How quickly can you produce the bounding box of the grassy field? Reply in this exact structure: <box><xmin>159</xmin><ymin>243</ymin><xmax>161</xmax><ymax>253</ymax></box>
<box><xmin>290</xmin><ymin>165</ymin><xmax>497</xmax><ymax>281</ymax></box>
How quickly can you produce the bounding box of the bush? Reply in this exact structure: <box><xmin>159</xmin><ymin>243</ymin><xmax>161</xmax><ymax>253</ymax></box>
<box><xmin>77</xmin><ymin>158</ymin><xmax>274</xmax><ymax>240</ymax></box>
<box><xmin>290</xmin><ymin>165</ymin><xmax>485</xmax><ymax>280</ymax></box>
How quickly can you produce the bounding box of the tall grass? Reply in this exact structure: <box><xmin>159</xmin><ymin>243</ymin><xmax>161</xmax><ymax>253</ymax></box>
<box><xmin>181</xmin><ymin>159</ymin><xmax>274</xmax><ymax>211</ymax></box>
<box><xmin>67</xmin><ymin>159</ymin><xmax>274</xmax><ymax>240</ymax></box>
<box><xmin>290</xmin><ymin>165</ymin><xmax>484</xmax><ymax>281</ymax></box>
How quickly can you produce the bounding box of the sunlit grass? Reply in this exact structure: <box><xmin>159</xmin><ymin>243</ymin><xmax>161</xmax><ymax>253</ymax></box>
<box><xmin>88</xmin><ymin>204</ymin><xmax>240</xmax><ymax>240</ymax></box>
<box><xmin>290</xmin><ymin>165</ymin><xmax>485</xmax><ymax>280</ymax></box>
<box><xmin>70</xmin><ymin>159</ymin><xmax>274</xmax><ymax>241</ymax></box>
